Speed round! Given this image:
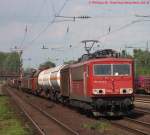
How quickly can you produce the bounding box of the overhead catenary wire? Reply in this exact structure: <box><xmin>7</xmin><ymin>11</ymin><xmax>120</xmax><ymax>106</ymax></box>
<box><xmin>46</xmin><ymin>17</ymin><xmax>150</xmax><ymax>52</ymax></box>
<box><xmin>49</xmin><ymin>0</ymin><xmax>56</xmax><ymax>16</ymax></box>
<box><xmin>60</xmin><ymin>17</ymin><xmax>142</xmax><ymax>49</ymax></box>
<box><xmin>96</xmin><ymin>19</ymin><xmax>150</xmax><ymax>40</ymax></box>
<box><xmin>20</xmin><ymin>25</ymin><xmax>28</xmax><ymax>48</ymax></box>
<box><xmin>13</xmin><ymin>0</ymin><xmax>70</xmax><ymax>69</ymax></box>
<box><xmin>22</xmin><ymin>3</ymin><xmax>143</xmax><ymax>51</ymax></box>
<box><xmin>13</xmin><ymin>0</ymin><xmax>52</xmax><ymax>60</ymax></box>
<box><xmin>69</xmin><ymin>18</ymin><xmax>150</xmax><ymax>51</ymax></box>
<box><xmin>18</xmin><ymin>1</ymin><xmax>150</xmax><ymax>65</ymax></box>
<box><xmin>135</xmin><ymin>14</ymin><xmax>150</xmax><ymax>17</ymax></box>
<box><xmin>19</xmin><ymin>0</ymin><xmax>50</xmax><ymax>51</ymax></box>
<box><xmin>25</xmin><ymin>0</ymin><xmax>70</xmax><ymax>49</ymax></box>
<box><xmin>29</xmin><ymin>0</ymin><xmax>50</xmax><ymax>31</ymax></box>
<box><xmin>43</xmin><ymin>0</ymin><xmax>52</xmax><ymax>18</ymax></box>
<box><xmin>53</xmin><ymin>19</ymin><xmax>75</xmax><ymax>23</ymax></box>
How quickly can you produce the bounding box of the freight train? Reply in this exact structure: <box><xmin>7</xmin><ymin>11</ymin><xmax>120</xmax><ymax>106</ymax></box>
<box><xmin>9</xmin><ymin>49</ymin><xmax>135</xmax><ymax>116</ymax></box>
<box><xmin>135</xmin><ymin>76</ymin><xmax>150</xmax><ymax>94</ymax></box>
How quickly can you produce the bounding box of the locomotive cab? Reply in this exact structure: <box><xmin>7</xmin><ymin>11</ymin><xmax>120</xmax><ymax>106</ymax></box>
<box><xmin>89</xmin><ymin>58</ymin><xmax>134</xmax><ymax>115</ymax></box>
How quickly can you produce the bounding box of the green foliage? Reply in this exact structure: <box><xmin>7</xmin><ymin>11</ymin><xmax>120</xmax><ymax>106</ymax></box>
<box><xmin>120</xmin><ymin>49</ymin><xmax>150</xmax><ymax>76</ymax></box>
<box><xmin>82</xmin><ymin>121</ymin><xmax>110</xmax><ymax>133</ymax></box>
<box><xmin>0</xmin><ymin>97</ymin><xmax>29</xmax><ymax>135</ymax></box>
<box><xmin>133</xmin><ymin>49</ymin><xmax>150</xmax><ymax>76</ymax></box>
<box><xmin>39</xmin><ymin>61</ymin><xmax>56</xmax><ymax>69</ymax></box>
<box><xmin>0</xmin><ymin>52</ymin><xmax>20</xmax><ymax>74</ymax></box>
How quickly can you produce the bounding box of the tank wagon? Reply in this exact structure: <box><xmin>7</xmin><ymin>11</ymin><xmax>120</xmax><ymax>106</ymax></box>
<box><xmin>12</xmin><ymin>49</ymin><xmax>135</xmax><ymax>116</ymax></box>
<box><xmin>38</xmin><ymin>65</ymin><xmax>65</xmax><ymax>100</ymax></box>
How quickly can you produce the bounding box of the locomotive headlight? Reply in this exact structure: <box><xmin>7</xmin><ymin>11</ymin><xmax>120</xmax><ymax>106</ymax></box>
<box><xmin>120</xmin><ymin>88</ymin><xmax>133</xmax><ymax>94</ymax></box>
<box><xmin>128</xmin><ymin>88</ymin><xmax>133</xmax><ymax>94</ymax></box>
<box><xmin>93</xmin><ymin>89</ymin><xmax>105</xmax><ymax>95</ymax></box>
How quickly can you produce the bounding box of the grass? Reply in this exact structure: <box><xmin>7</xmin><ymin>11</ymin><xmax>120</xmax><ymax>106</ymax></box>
<box><xmin>82</xmin><ymin>121</ymin><xmax>111</xmax><ymax>133</ymax></box>
<box><xmin>0</xmin><ymin>96</ymin><xmax>30</xmax><ymax>135</ymax></box>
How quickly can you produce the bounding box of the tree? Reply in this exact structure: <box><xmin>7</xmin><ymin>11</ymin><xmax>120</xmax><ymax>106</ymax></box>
<box><xmin>0</xmin><ymin>52</ymin><xmax>20</xmax><ymax>75</ymax></box>
<box><xmin>39</xmin><ymin>61</ymin><xmax>56</xmax><ymax>69</ymax></box>
<box><xmin>4</xmin><ymin>52</ymin><xmax>20</xmax><ymax>73</ymax></box>
<box><xmin>133</xmin><ymin>49</ymin><xmax>150</xmax><ymax>76</ymax></box>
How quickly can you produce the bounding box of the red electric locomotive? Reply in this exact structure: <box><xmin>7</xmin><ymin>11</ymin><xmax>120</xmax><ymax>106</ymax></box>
<box><xmin>60</xmin><ymin>51</ymin><xmax>134</xmax><ymax>116</ymax></box>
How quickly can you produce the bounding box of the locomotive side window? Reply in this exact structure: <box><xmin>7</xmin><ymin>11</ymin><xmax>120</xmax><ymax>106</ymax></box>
<box><xmin>94</xmin><ymin>64</ymin><xmax>111</xmax><ymax>75</ymax></box>
<box><xmin>71</xmin><ymin>66</ymin><xmax>84</xmax><ymax>81</ymax></box>
<box><xmin>113</xmin><ymin>64</ymin><xmax>130</xmax><ymax>76</ymax></box>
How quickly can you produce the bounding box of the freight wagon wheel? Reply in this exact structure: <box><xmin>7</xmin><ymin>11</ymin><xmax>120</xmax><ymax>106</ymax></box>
<box><xmin>55</xmin><ymin>91</ymin><xmax>61</xmax><ymax>102</ymax></box>
<box><xmin>36</xmin><ymin>88</ymin><xmax>43</xmax><ymax>96</ymax></box>
<box><xmin>48</xmin><ymin>89</ymin><xmax>57</xmax><ymax>101</ymax></box>
<box><xmin>61</xmin><ymin>97</ymin><xmax>70</xmax><ymax>105</ymax></box>
<box><xmin>53</xmin><ymin>91</ymin><xmax>59</xmax><ymax>102</ymax></box>
<box><xmin>49</xmin><ymin>90</ymin><xmax>60</xmax><ymax>102</ymax></box>
<box><xmin>45</xmin><ymin>89</ymin><xmax>50</xmax><ymax>98</ymax></box>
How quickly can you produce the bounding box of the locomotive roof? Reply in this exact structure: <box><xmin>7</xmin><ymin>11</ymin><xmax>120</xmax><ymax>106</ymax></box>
<box><xmin>69</xmin><ymin>57</ymin><xmax>133</xmax><ymax>68</ymax></box>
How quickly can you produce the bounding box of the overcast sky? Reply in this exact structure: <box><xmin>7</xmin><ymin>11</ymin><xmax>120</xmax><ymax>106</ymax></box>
<box><xmin>0</xmin><ymin>0</ymin><xmax>150</xmax><ymax>68</ymax></box>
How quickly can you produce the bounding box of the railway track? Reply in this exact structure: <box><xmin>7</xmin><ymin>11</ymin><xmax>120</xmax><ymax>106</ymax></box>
<box><xmin>26</xmin><ymin>102</ymin><xmax>79</xmax><ymax>135</ymax></box>
<box><xmin>135</xmin><ymin>94</ymin><xmax>150</xmax><ymax>99</ymax></box>
<box><xmin>135</xmin><ymin>107</ymin><xmax>150</xmax><ymax>115</ymax></box>
<box><xmin>6</xmin><ymin>86</ymin><xmax>150</xmax><ymax>135</ymax></box>
<box><xmin>135</xmin><ymin>98</ymin><xmax>150</xmax><ymax>103</ymax></box>
<box><xmin>134</xmin><ymin>96</ymin><xmax>150</xmax><ymax>114</ymax></box>
<box><xmin>6</xmin><ymin>88</ymin><xmax>79</xmax><ymax>135</ymax></box>
<box><xmin>124</xmin><ymin>117</ymin><xmax>150</xmax><ymax>127</ymax></box>
<box><xmin>111</xmin><ymin>117</ymin><xmax>150</xmax><ymax>135</ymax></box>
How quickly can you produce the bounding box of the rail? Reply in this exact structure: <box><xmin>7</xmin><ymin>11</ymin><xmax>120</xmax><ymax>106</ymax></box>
<box><xmin>6</xmin><ymin>88</ymin><xmax>79</xmax><ymax>135</ymax></box>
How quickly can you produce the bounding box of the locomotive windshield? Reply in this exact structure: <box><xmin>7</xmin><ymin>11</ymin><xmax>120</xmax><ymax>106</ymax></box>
<box><xmin>94</xmin><ymin>64</ymin><xmax>111</xmax><ymax>75</ymax></box>
<box><xmin>113</xmin><ymin>64</ymin><xmax>130</xmax><ymax>76</ymax></box>
<box><xmin>94</xmin><ymin>64</ymin><xmax>130</xmax><ymax>76</ymax></box>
